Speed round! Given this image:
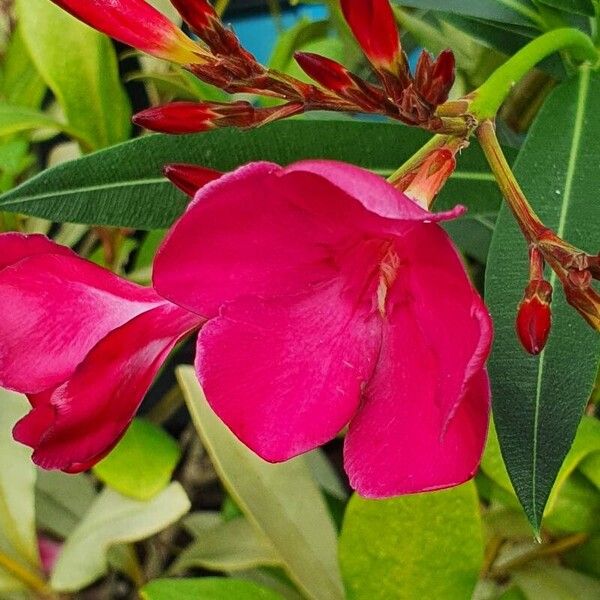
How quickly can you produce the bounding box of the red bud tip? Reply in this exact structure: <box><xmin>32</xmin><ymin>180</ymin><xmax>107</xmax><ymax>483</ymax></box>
<box><xmin>340</xmin><ymin>0</ymin><xmax>400</xmax><ymax>72</ymax></box>
<box><xmin>170</xmin><ymin>0</ymin><xmax>217</xmax><ymax>32</ymax></box>
<box><xmin>133</xmin><ymin>102</ymin><xmax>216</xmax><ymax>133</ymax></box>
<box><xmin>163</xmin><ymin>163</ymin><xmax>223</xmax><ymax>196</ymax></box>
<box><xmin>51</xmin><ymin>0</ymin><xmax>200</xmax><ymax>64</ymax></box>
<box><xmin>516</xmin><ymin>280</ymin><xmax>553</xmax><ymax>355</ymax></box>
<box><xmin>294</xmin><ymin>52</ymin><xmax>354</xmax><ymax>92</ymax></box>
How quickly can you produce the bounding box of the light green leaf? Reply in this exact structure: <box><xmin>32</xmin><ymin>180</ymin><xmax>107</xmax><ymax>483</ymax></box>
<box><xmin>0</xmin><ymin>390</ymin><xmax>39</xmax><ymax>570</ymax></box>
<box><xmin>485</xmin><ymin>67</ymin><xmax>600</xmax><ymax>531</ymax></box>
<box><xmin>50</xmin><ymin>483</ymin><xmax>190</xmax><ymax>592</ymax></box>
<box><xmin>0</xmin><ymin>120</ymin><xmax>509</xmax><ymax>229</ymax></box>
<box><xmin>141</xmin><ymin>577</ymin><xmax>285</xmax><ymax>600</ymax></box>
<box><xmin>176</xmin><ymin>366</ymin><xmax>344</xmax><ymax>600</ymax></box>
<box><xmin>35</xmin><ymin>470</ymin><xmax>96</xmax><ymax>539</ymax></box>
<box><xmin>173</xmin><ymin>516</ymin><xmax>280</xmax><ymax>574</ymax></box>
<box><xmin>512</xmin><ymin>563</ymin><xmax>600</xmax><ymax>599</ymax></box>
<box><xmin>304</xmin><ymin>450</ymin><xmax>348</xmax><ymax>501</ymax></box>
<box><xmin>93</xmin><ymin>419</ymin><xmax>181</xmax><ymax>501</ymax></box>
<box><xmin>16</xmin><ymin>0</ymin><xmax>131</xmax><ymax>150</ymax></box>
<box><xmin>0</xmin><ymin>104</ymin><xmax>87</xmax><ymax>142</ymax></box>
<box><xmin>339</xmin><ymin>483</ymin><xmax>484</xmax><ymax>600</ymax></box>
<box><xmin>579</xmin><ymin>451</ymin><xmax>600</xmax><ymax>490</ymax></box>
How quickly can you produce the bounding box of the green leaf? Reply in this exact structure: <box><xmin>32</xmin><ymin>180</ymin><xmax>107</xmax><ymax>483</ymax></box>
<box><xmin>512</xmin><ymin>563</ymin><xmax>600</xmax><ymax>599</ymax></box>
<box><xmin>485</xmin><ymin>67</ymin><xmax>600</xmax><ymax>531</ymax></box>
<box><xmin>176</xmin><ymin>366</ymin><xmax>344</xmax><ymax>600</ymax></box>
<box><xmin>536</xmin><ymin>0</ymin><xmax>596</xmax><ymax>17</ymax></box>
<box><xmin>140</xmin><ymin>578</ymin><xmax>285</xmax><ymax>600</ymax></box>
<box><xmin>393</xmin><ymin>0</ymin><xmax>541</xmax><ymax>26</ymax></box>
<box><xmin>0</xmin><ymin>120</ymin><xmax>507</xmax><ymax>229</ymax></box>
<box><xmin>173</xmin><ymin>516</ymin><xmax>280</xmax><ymax>574</ymax></box>
<box><xmin>339</xmin><ymin>483</ymin><xmax>484</xmax><ymax>600</ymax></box>
<box><xmin>16</xmin><ymin>0</ymin><xmax>131</xmax><ymax>150</ymax></box>
<box><xmin>0</xmin><ymin>26</ymin><xmax>46</xmax><ymax>109</ymax></box>
<box><xmin>35</xmin><ymin>470</ymin><xmax>96</xmax><ymax>539</ymax></box>
<box><xmin>50</xmin><ymin>483</ymin><xmax>190</xmax><ymax>592</ymax></box>
<box><xmin>0</xmin><ymin>390</ymin><xmax>40</xmax><ymax>589</ymax></box>
<box><xmin>93</xmin><ymin>419</ymin><xmax>181</xmax><ymax>501</ymax></box>
<box><xmin>0</xmin><ymin>104</ymin><xmax>86</xmax><ymax>142</ymax></box>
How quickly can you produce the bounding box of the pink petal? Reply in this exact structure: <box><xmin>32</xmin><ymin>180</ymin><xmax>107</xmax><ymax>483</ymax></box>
<box><xmin>0</xmin><ymin>232</ymin><xmax>71</xmax><ymax>272</ymax></box>
<box><xmin>397</xmin><ymin>224</ymin><xmax>493</xmax><ymax>428</ymax></box>
<box><xmin>195</xmin><ymin>279</ymin><xmax>381</xmax><ymax>462</ymax></box>
<box><xmin>154</xmin><ymin>162</ymin><xmax>341</xmax><ymax>317</ymax></box>
<box><xmin>281</xmin><ymin>160</ymin><xmax>465</xmax><ymax>223</ymax></box>
<box><xmin>0</xmin><ymin>252</ymin><xmax>162</xmax><ymax>394</ymax></box>
<box><xmin>154</xmin><ymin>161</ymin><xmax>463</xmax><ymax>319</ymax></box>
<box><xmin>14</xmin><ymin>303</ymin><xmax>201</xmax><ymax>472</ymax></box>
<box><xmin>344</xmin><ymin>309</ymin><xmax>490</xmax><ymax>497</ymax></box>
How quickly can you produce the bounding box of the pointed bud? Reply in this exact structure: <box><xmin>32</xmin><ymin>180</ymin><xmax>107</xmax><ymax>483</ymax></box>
<box><xmin>340</xmin><ymin>0</ymin><xmax>401</xmax><ymax>73</ymax></box>
<box><xmin>163</xmin><ymin>164</ymin><xmax>222</xmax><ymax>196</ymax></box>
<box><xmin>516</xmin><ymin>279</ymin><xmax>553</xmax><ymax>355</ymax></box>
<box><xmin>170</xmin><ymin>0</ymin><xmax>216</xmax><ymax>32</ymax></box>
<box><xmin>134</xmin><ymin>100</ymin><xmax>304</xmax><ymax>134</ymax></box>
<box><xmin>414</xmin><ymin>49</ymin><xmax>456</xmax><ymax>106</ymax></box>
<box><xmin>394</xmin><ymin>149</ymin><xmax>456</xmax><ymax>209</ymax></box>
<box><xmin>51</xmin><ymin>0</ymin><xmax>201</xmax><ymax>64</ymax></box>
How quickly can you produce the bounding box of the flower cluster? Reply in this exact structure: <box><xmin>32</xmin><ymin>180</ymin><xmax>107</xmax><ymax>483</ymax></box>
<box><xmin>52</xmin><ymin>0</ymin><xmax>465</xmax><ymax>135</ymax></box>
<box><xmin>0</xmin><ymin>159</ymin><xmax>492</xmax><ymax>497</ymax></box>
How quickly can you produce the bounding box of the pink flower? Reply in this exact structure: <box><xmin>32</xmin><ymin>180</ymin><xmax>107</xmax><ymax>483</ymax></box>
<box><xmin>0</xmin><ymin>234</ymin><xmax>203</xmax><ymax>472</ymax></box>
<box><xmin>154</xmin><ymin>160</ymin><xmax>493</xmax><ymax>497</ymax></box>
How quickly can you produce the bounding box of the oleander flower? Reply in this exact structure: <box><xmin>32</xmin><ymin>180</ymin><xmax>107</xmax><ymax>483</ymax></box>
<box><xmin>154</xmin><ymin>160</ymin><xmax>493</xmax><ymax>496</ymax></box>
<box><xmin>0</xmin><ymin>233</ymin><xmax>203</xmax><ymax>472</ymax></box>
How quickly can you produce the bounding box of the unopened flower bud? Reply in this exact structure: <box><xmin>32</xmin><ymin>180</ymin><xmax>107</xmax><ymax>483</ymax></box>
<box><xmin>516</xmin><ymin>279</ymin><xmax>553</xmax><ymax>355</ymax></box>
<box><xmin>414</xmin><ymin>49</ymin><xmax>456</xmax><ymax>106</ymax></box>
<box><xmin>163</xmin><ymin>164</ymin><xmax>222</xmax><ymax>196</ymax></box>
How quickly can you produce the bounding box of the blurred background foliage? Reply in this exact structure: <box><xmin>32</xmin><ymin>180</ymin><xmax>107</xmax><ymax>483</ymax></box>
<box><xmin>0</xmin><ymin>1</ymin><xmax>598</xmax><ymax>599</ymax></box>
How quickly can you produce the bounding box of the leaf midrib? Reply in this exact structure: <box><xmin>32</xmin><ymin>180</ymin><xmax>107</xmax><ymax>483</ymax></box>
<box><xmin>530</xmin><ymin>66</ymin><xmax>590</xmax><ymax>526</ymax></box>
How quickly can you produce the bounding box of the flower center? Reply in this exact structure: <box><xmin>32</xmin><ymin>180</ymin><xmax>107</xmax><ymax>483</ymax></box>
<box><xmin>376</xmin><ymin>244</ymin><xmax>400</xmax><ymax>316</ymax></box>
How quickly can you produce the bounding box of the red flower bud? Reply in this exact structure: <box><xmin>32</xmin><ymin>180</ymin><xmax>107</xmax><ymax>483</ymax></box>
<box><xmin>51</xmin><ymin>0</ymin><xmax>201</xmax><ymax>64</ymax></box>
<box><xmin>340</xmin><ymin>0</ymin><xmax>400</xmax><ymax>72</ymax></box>
<box><xmin>414</xmin><ymin>49</ymin><xmax>456</xmax><ymax>106</ymax></box>
<box><xmin>170</xmin><ymin>0</ymin><xmax>216</xmax><ymax>32</ymax></box>
<box><xmin>516</xmin><ymin>280</ymin><xmax>553</xmax><ymax>355</ymax></box>
<box><xmin>163</xmin><ymin>164</ymin><xmax>223</xmax><ymax>196</ymax></box>
<box><xmin>294</xmin><ymin>52</ymin><xmax>354</xmax><ymax>93</ymax></box>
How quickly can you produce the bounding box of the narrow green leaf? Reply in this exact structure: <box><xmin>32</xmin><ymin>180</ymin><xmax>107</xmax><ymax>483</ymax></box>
<box><xmin>0</xmin><ymin>120</ymin><xmax>508</xmax><ymax>229</ymax></box>
<box><xmin>176</xmin><ymin>366</ymin><xmax>344</xmax><ymax>600</ymax></box>
<box><xmin>173</xmin><ymin>516</ymin><xmax>280</xmax><ymax>574</ymax></box>
<box><xmin>16</xmin><ymin>0</ymin><xmax>131</xmax><ymax>150</ymax></box>
<box><xmin>0</xmin><ymin>390</ymin><xmax>39</xmax><ymax>570</ymax></box>
<box><xmin>141</xmin><ymin>578</ymin><xmax>285</xmax><ymax>600</ymax></box>
<box><xmin>339</xmin><ymin>483</ymin><xmax>484</xmax><ymax>600</ymax></box>
<box><xmin>93</xmin><ymin>419</ymin><xmax>181</xmax><ymax>501</ymax></box>
<box><xmin>536</xmin><ymin>0</ymin><xmax>596</xmax><ymax>17</ymax></box>
<box><xmin>486</xmin><ymin>67</ymin><xmax>600</xmax><ymax>531</ymax></box>
<box><xmin>393</xmin><ymin>0</ymin><xmax>541</xmax><ymax>26</ymax></box>
<box><xmin>50</xmin><ymin>483</ymin><xmax>190</xmax><ymax>592</ymax></box>
<box><xmin>512</xmin><ymin>563</ymin><xmax>600</xmax><ymax>599</ymax></box>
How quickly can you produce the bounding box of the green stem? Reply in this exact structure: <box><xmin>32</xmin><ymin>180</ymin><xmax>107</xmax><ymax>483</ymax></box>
<box><xmin>0</xmin><ymin>551</ymin><xmax>54</xmax><ymax>598</ymax></box>
<box><xmin>476</xmin><ymin>120</ymin><xmax>546</xmax><ymax>241</ymax></box>
<box><xmin>470</xmin><ymin>28</ymin><xmax>599</xmax><ymax>119</ymax></box>
<box><xmin>387</xmin><ymin>135</ymin><xmax>448</xmax><ymax>185</ymax></box>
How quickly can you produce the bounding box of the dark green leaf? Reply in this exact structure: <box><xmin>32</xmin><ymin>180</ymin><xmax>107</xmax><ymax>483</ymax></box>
<box><xmin>93</xmin><ymin>419</ymin><xmax>181</xmax><ymax>501</ymax></box>
<box><xmin>140</xmin><ymin>578</ymin><xmax>285</xmax><ymax>600</ymax></box>
<box><xmin>536</xmin><ymin>0</ymin><xmax>595</xmax><ymax>17</ymax></box>
<box><xmin>0</xmin><ymin>120</ymin><xmax>507</xmax><ymax>229</ymax></box>
<box><xmin>394</xmin><ymin>0</ymin><xmax>541</xmax><ymax>26</ymax></box>
<box><xmin>339</xmin><ymin>483</ymin><xmax>484</xmax><ymax>600</ymax></box>
<box><xmin>486</xmin><ymin>67</ymin><xmax>600</xmax><ymax>531</ymax></box>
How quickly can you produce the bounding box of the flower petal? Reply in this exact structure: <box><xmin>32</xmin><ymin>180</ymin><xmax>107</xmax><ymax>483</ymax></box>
<box><xmin>0</xmin><ymin>252</ymin><xmax>161</xmax><ymax>394</ymax></box>
<box><xmin>14</xmin><ymin>303</ymin><xmax>201</xmax><ymax>472</ymax></box>
<box><xmin>281</xmin><ymin>160</ymin><xmax>465</xmax><ymax>223</ymax></box>
<box><xmin>154</xmin><ymin>162</ymin><xmax>341</xmax><ymax>317</ymax></box>
<box><xmin>51</xmin><ymin>0</ymin><xmax>200</xmax><ymax>63</ymax></box>
<box><xmin>195</xmin><ymin>279</ymin><xmax>381</xmax><ymax>462</ymax></box>
<box><xmin>344</xmin><ymin>303</ymin><xmax>490</xmax><ymax>496</ymax></box>
<box><xmin>393</xmin><ymin>224</ymin><xmax>493</xmax><ymax>428</ymax></box>
<box><xmin>0</xmin><ymin>232</ymin><xmax>71</xmax><ymax>271</ymax></box>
